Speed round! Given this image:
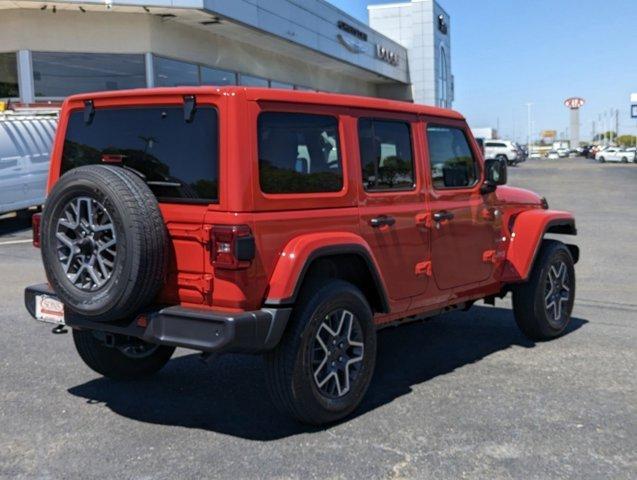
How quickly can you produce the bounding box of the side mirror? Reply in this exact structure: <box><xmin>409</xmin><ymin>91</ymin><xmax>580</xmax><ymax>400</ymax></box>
<box><xmin>481</xmin><ymin>158</ymin><xmax>507</xmax><ymax>193</ymax></box>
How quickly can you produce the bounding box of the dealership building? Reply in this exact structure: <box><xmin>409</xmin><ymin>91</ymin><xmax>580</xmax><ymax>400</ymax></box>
<box><xmin>0</xmin><ymin>0</ymin><xmax>452</xmax><ymax>108</ymax></box>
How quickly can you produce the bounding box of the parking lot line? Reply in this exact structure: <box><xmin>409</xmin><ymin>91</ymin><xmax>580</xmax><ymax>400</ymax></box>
<box><xmin>0</xmin><ymin>239</ymin><xmax>33</xmax><ymax>246</ymax></box>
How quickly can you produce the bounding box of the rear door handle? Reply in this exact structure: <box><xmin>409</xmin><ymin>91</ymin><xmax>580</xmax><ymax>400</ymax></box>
<box><xmin>433</xmin><ymin>211</ymin><xmax>454</xmax><ymax>222</ymax></box>
<box><xmin>369</xmin><ymin>215</ymin><xmax>396</xmax><ymax>228</ymax></box>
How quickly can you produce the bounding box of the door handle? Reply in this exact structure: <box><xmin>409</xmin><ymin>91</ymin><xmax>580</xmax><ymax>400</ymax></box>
<box><xmin>433</xmin><ymin>211</ymin><xmax>455</xmax><ymax>222</ymax></box>
<box><xmin>369</xmin><ymin>215</ymin><xmax>396</xmax><ymax>228</ymax></box>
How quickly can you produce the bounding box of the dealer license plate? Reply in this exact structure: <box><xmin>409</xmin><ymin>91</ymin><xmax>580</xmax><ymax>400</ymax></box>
<box><xmin>35</xmin><ymin>295</ymin><xmax>66</xmax><ymax>325</ymax></box>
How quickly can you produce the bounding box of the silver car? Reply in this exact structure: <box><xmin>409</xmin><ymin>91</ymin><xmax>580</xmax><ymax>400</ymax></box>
<box><xmin>0</xmin><ymin>112</ymin><xmax>57</xmax><ymax>215</ymax></box>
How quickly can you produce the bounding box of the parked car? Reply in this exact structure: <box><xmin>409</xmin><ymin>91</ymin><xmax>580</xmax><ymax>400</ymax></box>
<box><xmin>596</xmin><ymin>147</ymin><xmax>633</xmax><ymax>163</ymax></box>
<box><xmin>0</xmin><ymin>112</ymin><xmax>57</xmax><ymax>215</ymax></box>
<box><xmin>483</xmin><ymin>140</ymin><xmax>519</xmax><ymax>165</ymax></box>
<box><xmin>25</xmin><ymin>87</ymin><xmax>579</xmax><ymax>425</ymax></box>
<box><xmin>577</xmin><ymin>146</ymin><xmax>591</xmax><ymax>158</ymax></box>
<box><xmin>547</xmin><ymin>150</ymin><xmax>560</xmax><ymax>160</ymax></box>
<box><xmin>557</xmin><ymin>148</ymin><xmax>569</xmax><ymax>158</ymax></box>
<box><xmin>515</xmin><ymin>144</ymin><xmax>527</xmax><ymax>163</ymax></box>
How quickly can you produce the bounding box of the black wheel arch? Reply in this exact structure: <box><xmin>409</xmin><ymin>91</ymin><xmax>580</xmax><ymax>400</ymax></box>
<box><xmin>265</xmin><ymin>244</ymin><xmax>390</xmax><ymax>314</ymax></box>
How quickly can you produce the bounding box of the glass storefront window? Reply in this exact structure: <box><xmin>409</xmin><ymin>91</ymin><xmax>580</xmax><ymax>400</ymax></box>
<box><xmin>240</xmin><ymin>74</ymin><xmax>269</xmax><ymax>87</ymax></box>
<box><xmin>201</xmin><ymin>66</ymin><xmax>236</xmax><ymax>86</ymax></box>
<box><xmin>154</xmin><ymin>56</ymin><xmax>199</xmax><ymax>87</ymax></box>
<box><xmin>270</xmin><ymin>80</ymin><xmax>294</xmax><ymax>89</ymax></box>
<box><xmin>0</xmin><ymin>53</ymin><xmax>19</xmax><ymax>98</ymax></box>
<box><xmin>32</xmin><ymin>52</ymin><xmax>145</xmax><ymax>98</ymax></box>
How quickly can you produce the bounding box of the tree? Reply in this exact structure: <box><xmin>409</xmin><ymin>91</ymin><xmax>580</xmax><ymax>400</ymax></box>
<box><xmin>615</xmin><ymin>135</ymin><xmax>637</xmax><ymax>147</ymax></box>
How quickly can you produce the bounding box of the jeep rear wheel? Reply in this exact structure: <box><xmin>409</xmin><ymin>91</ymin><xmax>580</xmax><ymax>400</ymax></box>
<box><xmin>73</xmin><ymin>329</ymin><xmax>175</xmax><ymax>380</ymax></box>
<box><xmin>512</xmin><ymin>240</ymin><xmax>575</xmax><ymax>341</ymax></box>
<box><xmin>40</xmin><ymin>165</ymin><xmax>169</xmax><ymax>322</ymax></box>
<box><xmin>264</xmin><ymin>280</ymin><xmax>376</xmax><ymax>425</ymax></box>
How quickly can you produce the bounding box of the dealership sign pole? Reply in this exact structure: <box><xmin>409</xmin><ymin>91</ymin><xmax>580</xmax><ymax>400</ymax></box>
<box><xmin>564</xmin><ymin>97</ymin><xmax>585</xmax><ymax>149</ymax></box>
<box><xmin>632</xmin><ymin>93</ymin><xmax>637</xmax><ymax>148</ymax></box>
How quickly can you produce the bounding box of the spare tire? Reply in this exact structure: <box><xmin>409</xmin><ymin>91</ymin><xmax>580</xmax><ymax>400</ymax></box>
<box><xmin>41</xmin><ymin>165</ymin><xmax>169</xmax><ymax>322</ymax></box>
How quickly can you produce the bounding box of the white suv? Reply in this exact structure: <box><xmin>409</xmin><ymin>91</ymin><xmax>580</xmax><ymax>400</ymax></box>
<box><xmin>484</xmin><ymin>140</ymin><xmax>519</xmax><ymax>165</ymax></box>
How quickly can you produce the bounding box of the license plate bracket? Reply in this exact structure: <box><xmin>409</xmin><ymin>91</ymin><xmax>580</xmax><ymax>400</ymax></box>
<box><xmin>35</xmin><ymin>295</ymin><xmax>66</xmax><ymax>325</ymax></box>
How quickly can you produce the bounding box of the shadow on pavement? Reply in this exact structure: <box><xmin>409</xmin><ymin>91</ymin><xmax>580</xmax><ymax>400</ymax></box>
<box><xmin>68</xmin><ymin>306</ymin><xmax>587</xmax><ymax>440</ymax></box>
<box><xmin>0</xmin><ymin>212</ymin><xmax>34</xmax><ymax>237</ymax></box>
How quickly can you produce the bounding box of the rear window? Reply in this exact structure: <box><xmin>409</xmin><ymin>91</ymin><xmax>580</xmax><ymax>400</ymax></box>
<box><xmin>258</xmin><ymin>112</ymin><xmax>343</xmax><ymax>194</ymax></box>
<box><xmin>61</xmin><ymin>106</ymin><xmax>218</xmax><ymax>203</ymax></box>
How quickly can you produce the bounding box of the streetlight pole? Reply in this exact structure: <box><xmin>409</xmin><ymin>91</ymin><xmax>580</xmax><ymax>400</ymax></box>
<box><xmin>526</xmin><ymin>102</ymin><xmax>533</xmax><ymax>155</ymax></box>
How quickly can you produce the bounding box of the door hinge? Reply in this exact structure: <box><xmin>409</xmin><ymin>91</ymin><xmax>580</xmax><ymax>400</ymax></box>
<box><xmin>415</xmin><ymin>260</ymin><xmax>432</xmax><ymax>276</ymax></box>
<box><xmin>179</xmin><ymin>273</ymin><xmax>213</xmax><ymax>303</ymax></box>
<box><xmin>481</xmin><ymin>208</ymin><xmax>501</xmax><ymax>221</ymax></box>
<box><xmin>415</xmin><ymin>213</ymin><xmax>432</xmax><ymax>228</ymax></box>
<box><xmin>482</xmin><ymin>249</ymin><xmax>497</xmax><ymax>264</ymax></box>
<box><xmin>169</xmin><ymin>224</ymin><xmax>212</xmax><ymax>247</ymax></box>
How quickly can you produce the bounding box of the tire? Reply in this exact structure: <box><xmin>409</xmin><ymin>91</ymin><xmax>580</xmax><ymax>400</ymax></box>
<box><xmin>264</xmin><ymin>280</ymin><xmax>377</xmax><ymax>425</ymax></box>
<box><xmin>598</xmin><ymin>156</ymin><xmax>605</xmax><ymax>163</ymax></box>
<box><xmin>512</xmin><ymin>240</ymin><xmax>575</xmax><ymax>341</ymax></box>
<box><xmin>73</xmin><ymin>329</ymin><xmax>175</xmax><ymax>380</ymax></box>
<box><xmin>40</xmin><ymin>165</ymin><xmax>168</xmax><ymax>322</ymax></box>
<box><xmin>621</xmin><ymin>157</ymin><xmax>628</xmax><ymax>163</ymax></box>
<box><xmin>496</xmin><ymin>154</ymin><xmax>508</xmax><ymax>165</ymax></box>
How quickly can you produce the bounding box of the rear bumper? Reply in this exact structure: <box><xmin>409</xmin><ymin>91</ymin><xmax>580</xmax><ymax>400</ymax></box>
<box><xmin>24</xmin><ymin>283</ymin><xmax>291</xmax><ymax>354</ymax></box>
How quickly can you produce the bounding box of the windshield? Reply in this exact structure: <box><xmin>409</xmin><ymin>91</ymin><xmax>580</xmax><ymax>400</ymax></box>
<box><xmin>61</xmin><ymin>106</ymin><xmax>219</xmax><ymax>203</ymax></box>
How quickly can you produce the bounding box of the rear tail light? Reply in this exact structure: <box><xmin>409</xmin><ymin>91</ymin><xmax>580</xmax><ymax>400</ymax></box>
<box><xmin>32</xmin><ymin>213</ymin><xmax>42</xmax><ymax>248</ymax></box>
<box><xmin>210</xmin><ymin>225</ymin><xmax>255</xmax><ymax>269</ymax></box>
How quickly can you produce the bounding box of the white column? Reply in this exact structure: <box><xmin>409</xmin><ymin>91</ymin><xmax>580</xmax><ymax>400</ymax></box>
<box><xmin>17</xmin><ymin>50</ymin><xmax>35</xmax><ymax>105</ymax></box>
<box><xmin>145</xmin><ymin>52</ymin><xmax>155</xmax><ymax>88</ymax></box>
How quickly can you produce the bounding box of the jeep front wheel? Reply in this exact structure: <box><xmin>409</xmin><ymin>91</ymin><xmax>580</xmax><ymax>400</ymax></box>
<box><xmin>73</xmin><ymin>329</ymin><xmax>175</xmax><ymax>380</ymax></box>
<box><xmin>264</xmin><ymin>281</ymin><xmax>376</xmax><ymax>425</ymax></box>
<box><xmin>512</xmin><ymin>240</ymin><xmax>575</xmax><ymax>341</ymax></box>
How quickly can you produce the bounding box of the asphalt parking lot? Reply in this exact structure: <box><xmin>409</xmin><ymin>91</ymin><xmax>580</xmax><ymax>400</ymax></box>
<box><xmin>0</xmin><ymin>157</ymin><xmax>635</xmax><ymax>479</ymax></box>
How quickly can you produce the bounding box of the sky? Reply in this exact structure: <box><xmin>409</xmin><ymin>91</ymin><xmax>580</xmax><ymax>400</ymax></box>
<box><xmin>328</xmin><ymin>0</ymin><xmax>637</xmax><ymax>142</ymax></box>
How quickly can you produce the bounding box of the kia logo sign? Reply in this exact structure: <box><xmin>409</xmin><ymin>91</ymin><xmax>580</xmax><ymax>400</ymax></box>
<box><xmin>564</xmin><ymin>97</ymin><xmax>585</xmax><ymax>109</ymax></box>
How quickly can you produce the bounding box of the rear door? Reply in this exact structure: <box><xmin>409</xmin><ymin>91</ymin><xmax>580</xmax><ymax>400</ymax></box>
<box><xmin>424</xmin><ymin>121</ymin><xmax>500</xmax><ymax>290</ymax></box>
<box><xmin>60</xmin><ymin>96</ymin><xmax>220</xmax><ymax>306</ymax></box>
<box><xmin>356</xmin><ymin>115</ymin><xmax>429</xmax><ymax>303</ymax></box>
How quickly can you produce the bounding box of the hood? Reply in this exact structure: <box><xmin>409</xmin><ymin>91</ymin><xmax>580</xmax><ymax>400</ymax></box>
<box><xmin>495</xmin><ymin>186</ymin><xmax>543</xmax><ymax>206</ymax></box>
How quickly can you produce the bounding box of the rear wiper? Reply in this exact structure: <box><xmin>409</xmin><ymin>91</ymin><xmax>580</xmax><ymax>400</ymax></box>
<box><xmin>183</xmin><ymin>95</ymin><xmax>196</xmax><ymax>123</ymax></box>
<box><xmin>84</xmin><ymin>100</ymin><xmax>95</xmax><ymax>124</ymax></box>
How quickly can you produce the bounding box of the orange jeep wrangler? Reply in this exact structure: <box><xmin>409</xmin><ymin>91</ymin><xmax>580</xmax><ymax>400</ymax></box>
<box><xmin>25</xmin><ymin>87</ymin><xmax>578</xmax><ymax>424</ymax></box>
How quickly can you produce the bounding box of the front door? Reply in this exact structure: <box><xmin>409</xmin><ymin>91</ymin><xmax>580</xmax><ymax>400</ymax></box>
<box><xmin>357</xmin><ymin>116</ymin><xmax>429</xmax><ymax>302</ymax></box>
<box><xmin>424</xmin><ymin>122</ymin><xmax>499</xmax><ymax>290</ymax></box>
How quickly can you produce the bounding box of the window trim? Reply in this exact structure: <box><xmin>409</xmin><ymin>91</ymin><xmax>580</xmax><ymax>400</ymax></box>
<box><xmin>357</xmin><ymin>117</ymin><xmax>417</xmax><ymax>193</ymax></box>
<box><xmin>62</xmin><ymin>104</ymin><xmax>220</xmax><ymax>205</ymax></box>
<box><xmin>426</xmin><ymin>123</ymin><xmax>481</xmax><ymax>191</ymax></box>
<box><xmin>256</xmin><ymin>110</ymin><xmax>345</xmax><ymax>196</ymax></box>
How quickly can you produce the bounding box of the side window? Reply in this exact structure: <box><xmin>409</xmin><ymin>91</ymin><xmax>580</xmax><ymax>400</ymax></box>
<box><xmin>258</xmin><ymin>112</ymin><xmax>343</xmax><ymax>194</ymax></box>
<box><xmin>358</xmin><ymin>118</ymin><xmax>415</xmax><ymax>191</ymax></box>
<box><xmin>426</xmin><ymin>126</ymin><xmax>478</xmax><ymax>189</ymax></box>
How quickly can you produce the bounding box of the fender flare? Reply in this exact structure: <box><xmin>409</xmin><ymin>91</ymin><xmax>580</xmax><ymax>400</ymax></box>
<box><xmin>502</xmin><ymin>209</ymin><xmax>578</xmax><ymax>283</ymax></box>
<box><xmin>264</xmin><ymin>232</ymin><xmax>390</xmax><ymax>313</ymax></box>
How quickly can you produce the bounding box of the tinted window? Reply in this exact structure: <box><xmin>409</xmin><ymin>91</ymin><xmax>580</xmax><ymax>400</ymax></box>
<box><xmin>358</xmin><ymin>118</ymin><xmax>414</xmax><ymax>191</ymax></box>
<box><xmin>0</xmin><ymin>52</ymin><xmax>18</xmax><ymax>98</ymax></box>
<box><xmin>62</xmin><ymin>106</ymin><xmax>218</xmax><ymax>202</ymax></box>
<box><xmin>201</xmin><ymin>66</ymin><xmax>236</xmax><ymax>86</ymax></box>
<box><xmin>270</xmin><ymin>81</ymin><xmax>294</xmax><ymax>89</ymax></box>
<box><xmin>486</xmin><ymin>142</ymin><xmax>506</xmax><ymax>148</ymax></box>
<box><xmin>32</xmin><ymin>52</ymin><xmax>145</xmax><ymax>97</ymax></box>
<box><xmin>427</xmin><ymin>126</ymin><xmax>478</xmax><ymax>189</ymax></box>
<box><xmin>240</xmin><ymin>75</ymin><xmax>269</xmax><ymax>87</ymax></box>
<box><xmin>258</xmin><ymin>112</ymin><xmax>343</xmax><ymax>194</ymax></box>
<box><xmin>154</xmin><ymin>56</ymin><xmax>199</xmax><ymax>87</ymax></box>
